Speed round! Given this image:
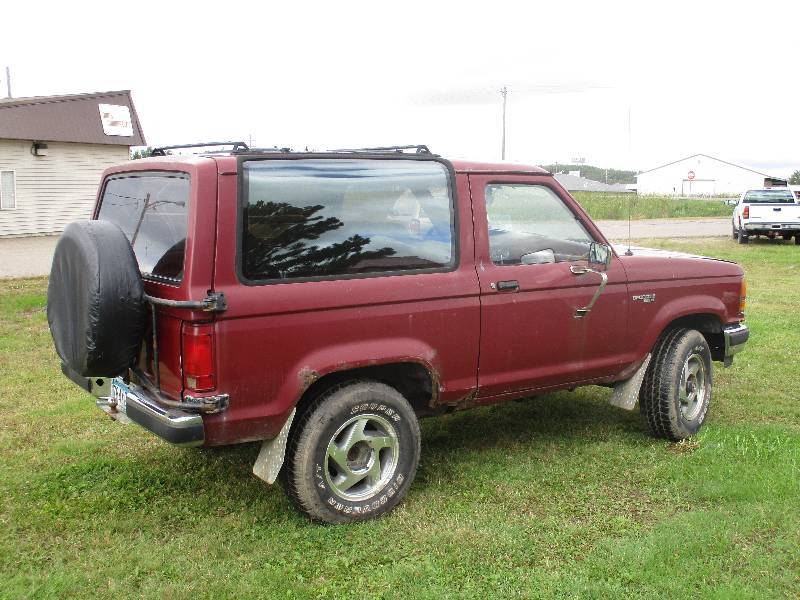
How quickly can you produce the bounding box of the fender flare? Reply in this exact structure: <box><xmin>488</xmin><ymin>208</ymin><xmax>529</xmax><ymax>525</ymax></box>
<box><xmin>635</xmin><ymin>294</ymin><xmax>726</xmax><ymax>359</ymax></box>
<box><xmin>271</xmin><ymin>337</ymin><xmax>441</xmax><ymax>420</ymax></box>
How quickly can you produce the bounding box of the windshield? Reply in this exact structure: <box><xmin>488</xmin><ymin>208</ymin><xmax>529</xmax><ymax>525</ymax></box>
<box><xmin>743</xmin><ymin>189</ymin><xmax>795</xmax><ymax>203</ymax></box>
<box><xmin>97</xmin><ymin>172</ymin><xmax>190</xmax><ymax>282</ymax></box>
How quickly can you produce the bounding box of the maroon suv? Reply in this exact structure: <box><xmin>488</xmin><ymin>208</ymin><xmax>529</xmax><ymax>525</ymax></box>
<box><xmin>47</xmin><ymin>143</ymin><xmax>749</xmax><ymax>523</ymax></box>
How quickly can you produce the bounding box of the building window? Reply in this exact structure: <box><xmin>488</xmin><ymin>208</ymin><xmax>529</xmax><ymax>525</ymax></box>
<box><xmin>0</xmin><ymin>170</ymin><xmax>16</xmax><ymax>209</ymax></box>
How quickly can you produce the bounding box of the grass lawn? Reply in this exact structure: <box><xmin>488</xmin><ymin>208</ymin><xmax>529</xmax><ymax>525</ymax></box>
<box><xmin>573</xmin><ymin>192</ymin><xmax>733</xmax><ymax>220</ymax></box>
<box><xmin>1</xmin><ymin>238</ymin><xmax>798</xmax><ymax>599</ymax></box>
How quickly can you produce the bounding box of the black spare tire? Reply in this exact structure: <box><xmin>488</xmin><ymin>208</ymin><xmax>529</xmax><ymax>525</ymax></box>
<box><xmin>47</xmin><ymin>220</ymin><xmax>146</xmax><ymax>377</ymax></box>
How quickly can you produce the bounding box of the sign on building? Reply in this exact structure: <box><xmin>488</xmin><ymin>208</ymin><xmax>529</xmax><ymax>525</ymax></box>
<box><xmin>98</xmin><ymin>104</ymin><xmax>133</xmax><ymax>137</ymax></box>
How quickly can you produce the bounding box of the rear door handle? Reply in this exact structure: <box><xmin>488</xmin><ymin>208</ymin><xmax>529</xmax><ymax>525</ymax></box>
<box><xmin>492</xmin><ymin>280</ymin><xmax>519</xmax><ymax>292</ymax></box>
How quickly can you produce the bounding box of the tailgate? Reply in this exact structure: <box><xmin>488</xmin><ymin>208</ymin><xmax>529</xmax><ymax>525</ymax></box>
<box><xmin>747</xmin><ymin>203</ymin><xmax>800</xmax><ymax>223</ymax></box>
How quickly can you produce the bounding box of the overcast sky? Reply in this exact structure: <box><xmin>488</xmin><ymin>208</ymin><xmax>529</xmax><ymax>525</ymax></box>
<box><xmin>2</xmin><ymin>0</ymin><xmax>798</xmax><ymax>175</ymax></box>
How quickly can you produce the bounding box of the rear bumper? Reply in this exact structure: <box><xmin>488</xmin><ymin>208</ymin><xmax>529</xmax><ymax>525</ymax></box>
<box><xmin>60</xmin><ymin>364</ymin><xmax>205</xmax><ymax>446</ymax></box>
<box><xmin>723</xmin><ymin>323</ymin><xmax>749</xmax><ymax>366</ymax></box>
<box><xmin>118</xmin><ymin>381</ymin><xmax>206</xmax><ymax>446</ymax></box>
<box><xmin>743</xmin><ymin>222</ymin><xmax>800</xmax><ymax>232</ymax></box>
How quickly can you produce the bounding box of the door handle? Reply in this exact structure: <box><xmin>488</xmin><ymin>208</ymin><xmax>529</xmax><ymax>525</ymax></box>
<box><xmin>492</xmin><ymin>280</ymin><xmax>519</xmax><ymax>292</ymax></box>
<box><xmin>570</xmin><ymin>265</ymin><xmax>608</xmax><ymax>318</ymax></box>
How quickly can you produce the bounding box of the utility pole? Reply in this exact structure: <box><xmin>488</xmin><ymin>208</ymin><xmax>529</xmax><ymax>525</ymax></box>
<box><xmin>5</xmin><ymin>67</ymin><xmax>11</xmax><ymax>99</ymax></box>
<box><xmin>500</xmin><ymin>86</ymin><xmax>508</xmax><ymax>160</ymax></box>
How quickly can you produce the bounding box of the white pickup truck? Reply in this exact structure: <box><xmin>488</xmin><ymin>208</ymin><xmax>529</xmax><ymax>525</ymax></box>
<box><xmin>732</xmin><ymin>188</ymin><xmax>800</xmax><ymax>244</ymax></box>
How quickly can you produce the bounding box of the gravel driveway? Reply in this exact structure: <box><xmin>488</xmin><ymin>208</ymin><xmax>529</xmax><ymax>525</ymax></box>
<box><xmin>0</xmin><ymin>218</ymin><xmax>731</xmax><ymax>279</ymax></box>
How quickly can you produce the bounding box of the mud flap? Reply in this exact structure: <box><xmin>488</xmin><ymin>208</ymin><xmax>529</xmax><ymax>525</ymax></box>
<box><xmin>252</xmin><ymin>408</ymin><xmax>296</xmax><ymax>484</ymax></box>
<box><xmin>609</xmin><ymin>354</ymin><xmax>652</xmax><ymax>410</ymax></box>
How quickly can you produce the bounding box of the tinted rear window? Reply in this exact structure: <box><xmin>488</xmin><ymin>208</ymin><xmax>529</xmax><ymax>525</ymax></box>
<box><xmin>743</xmin><ymin>189</ymin><xmax>795</xmax><ymax>203</ymax></box>
<box><xmin>241</xmin><ymin>159</ymin><xmax>454</xmax><ymax>281</ymax></box>
<box><xmin>97</xmin><ymin>172</ymin><xmax>190</xmax><ymax>282</ymax></box>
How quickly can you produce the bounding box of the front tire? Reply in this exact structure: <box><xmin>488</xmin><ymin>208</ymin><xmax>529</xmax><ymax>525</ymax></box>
<box><xmin>640</xmin><ymin>328</ymin><xmax>712</xmax><ymax>441</ymax></box>
<box><xmin>283</xmin><ymin>380</ymin><xmax>421</xmax><ymax>524</ymax></box>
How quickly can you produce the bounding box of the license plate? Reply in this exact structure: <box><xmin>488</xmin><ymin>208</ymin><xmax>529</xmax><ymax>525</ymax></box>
<box><xmin>111</xmin><ymin>379</ymin><xmax>130</xmax><ymax>413</ymax></box>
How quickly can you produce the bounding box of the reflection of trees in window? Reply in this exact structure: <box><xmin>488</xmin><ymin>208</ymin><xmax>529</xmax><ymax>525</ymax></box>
<box><xmin>244</xmin><ymin>201</ymin><xmax>396</xmax><ymax>279</ymax></box>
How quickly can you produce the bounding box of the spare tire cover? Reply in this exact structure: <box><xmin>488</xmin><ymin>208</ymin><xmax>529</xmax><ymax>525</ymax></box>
<box><xmin>47</xmin><ymin>220</ymin><xmax>146</xmax><ymax>377</ymax></box>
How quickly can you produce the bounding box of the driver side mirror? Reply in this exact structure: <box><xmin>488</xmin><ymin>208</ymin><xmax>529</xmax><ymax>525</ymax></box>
<box><xmin>588</xmin><ymin>242</ymin><xmax>612</xmax><ymax>270</ymax></box>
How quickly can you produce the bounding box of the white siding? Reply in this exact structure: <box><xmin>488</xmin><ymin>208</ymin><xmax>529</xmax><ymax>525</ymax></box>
<box><xmin>0</xmin><ymin>139</ymin><xmax>130</xmax><ymax>236</ymax></box>
<box><xmin>636</xmin><ymin>155</ymin><xmax>767</xmax><ymax>197</ymax></box>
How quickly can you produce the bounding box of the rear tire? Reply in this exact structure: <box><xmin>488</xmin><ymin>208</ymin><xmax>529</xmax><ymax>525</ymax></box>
<box><xmin>731</xmin><ymin>224</ymin><xmax>737</xmax><ymax>240</ymax></box>
<box><xmin>283</xmin><ymin>380</ymin><xmax>421</xmax><ymax>524</ymax></box>
<box><xmin>737</xmin><ymin>227</ymin><xmax>749</xmax><ymax>244</ymax></box>
<box><xmin>639</xmin><ymin>328</ymin><xmax>712</xmax><ymax>441</ymax></box>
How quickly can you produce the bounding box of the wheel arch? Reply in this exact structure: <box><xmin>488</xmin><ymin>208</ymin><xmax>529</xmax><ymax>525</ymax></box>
<box><xmin>651</xmin><ymin>311</ymin><xmax>725</xmax><ymax>362</ymax></box>
<box><xmin>295</xmin><ymin>361</ymin><xmax>438</xmax><ymax>422</ymax></box>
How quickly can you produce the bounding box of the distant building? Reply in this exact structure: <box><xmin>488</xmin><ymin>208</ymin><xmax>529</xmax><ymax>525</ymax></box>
<box><xmin>0</xmin><ymin>90</ymin><xmax>145</xmax><ymax>236</ymax></box>
<box><xmin>553</xmin><ymin>172</ymin><xmax>631</xmax><ymax>193</ymax></box>
<box><xmin>636</xmin><ymin>154</ymin><xmax>786</xmax><ymax>197</ymax></box>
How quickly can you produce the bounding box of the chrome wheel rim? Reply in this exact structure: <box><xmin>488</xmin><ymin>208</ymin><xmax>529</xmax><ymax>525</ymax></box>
<box><xmin>324</xmin><ymin>413</ymin><xmax>399</xmax><ymax>501</ymax></box>
<box><xmin>678</xmin><ymin>352</ymin><xmax>707</xmax><ymax>421</ymax></box>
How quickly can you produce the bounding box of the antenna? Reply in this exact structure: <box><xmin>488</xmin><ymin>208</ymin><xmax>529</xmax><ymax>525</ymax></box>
<box><xmin>4</xmin><ymin>66</ymin><xmax>11</xmax><ymax>99</ymax></box>
<box><xmin>624</xmin><ymin>105</ymin><xmax>634</xmax><ymax>255</ymax></box>
<box><xmin>500</xmin><ymin>86</ymin><xmax>508</xmax><ymax>160</ymax></box>
<box><xmin>625</xmin><ymin>192</ymin><xmax>633</xmax><ymax>256</ymax></box>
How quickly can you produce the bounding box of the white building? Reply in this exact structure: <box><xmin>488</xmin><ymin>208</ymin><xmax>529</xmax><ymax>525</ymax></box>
<box><xmin>0</xmin><ymin>91</ymin><xmax>145</xmax><ymax>237</ymax></box>
<box><xmin>636</xmin><ymin>154</ymin><xmax>785</xmax><ymax>197</ymax></box>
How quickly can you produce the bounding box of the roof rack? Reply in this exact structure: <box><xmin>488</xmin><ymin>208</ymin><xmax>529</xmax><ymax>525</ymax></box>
<box><xmin>328</xmin><ymin>144</ymin><xmax>434</xmax><ymax>155</ymax></box>
<box><xmin>149</xmin><ymin>142</ymin><xmax>434</xmax><ymax>157</ymax></box>
<box><xmin>150</xmin><ymin>141</ymin><xmax>251</xmax><ymax>156</ymax></box>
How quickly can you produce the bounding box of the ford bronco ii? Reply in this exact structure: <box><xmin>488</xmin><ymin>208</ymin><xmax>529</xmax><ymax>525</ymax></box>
<box><xmin>47</xmin><ymin>143</ymin><xmax>749</xmax><ymax>523</ymax></box>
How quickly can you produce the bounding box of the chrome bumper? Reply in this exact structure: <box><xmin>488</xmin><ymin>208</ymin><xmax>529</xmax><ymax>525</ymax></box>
<box><xmin>723</xmin><ymin>323</ymin><xmax>749</xmax><ymax>366</ymax></box>
<box><xmin>744</xmin><ymin>223</ymin><xmax>800</xmax><ymax>231</ymax></box>
<box><xmin>60</xmin><ymin>364</ymin><xmax>206</xmax><ymax>447</ymax></box>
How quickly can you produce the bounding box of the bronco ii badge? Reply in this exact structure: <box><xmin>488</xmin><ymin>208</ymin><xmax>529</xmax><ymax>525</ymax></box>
<box><xmin>632</xmin><ymin>293</ymin><xmax>656</xmax><ymax>303</ymax></box>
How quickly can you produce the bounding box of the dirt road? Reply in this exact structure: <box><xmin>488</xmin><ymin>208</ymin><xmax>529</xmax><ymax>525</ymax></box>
<box><xmin>0</xmin><ymin>235</ymin><xmax>60</xmax><ymax>279</ymax></box>
<box><xmin>0</xmin><ymin>218</ymin><xmax>732</xmax><ymax>279</ymax></box>
<box><xmin>596</xmin><ymin>217</ymin><xmax>730</xmax><ymax>241</ymax></box>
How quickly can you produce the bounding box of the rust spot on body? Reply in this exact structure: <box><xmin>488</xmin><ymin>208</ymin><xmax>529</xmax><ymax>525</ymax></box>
<box><xmin>452</xmin><ymin>389</ymin><xmax>478</xmax><ymax>410</ymax></box>
<box><xmin>298</xmin><ymin>367</ymin><xmax>320</xmax><ymax>390</ymax></box>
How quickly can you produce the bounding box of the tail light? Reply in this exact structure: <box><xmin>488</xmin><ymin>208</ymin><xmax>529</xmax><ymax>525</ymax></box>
<box><xmin>182</xmin><ymin>322</ymin><xmax>215</xmax><ymax>392</ymax></box>
<box><xmin>739</xmin><ymin>279</ymin><xmax>747</xmax><ymax>315</ymax></box>
<box><xmin>743</xmin><ymin>205</ymin><xmax>750</xmax><ymax>218</ymax></box>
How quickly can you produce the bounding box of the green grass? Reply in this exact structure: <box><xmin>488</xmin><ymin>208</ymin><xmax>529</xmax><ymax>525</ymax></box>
<box><xmin>573</xmin><ymin>192</ymin><xmax>733</xmax><ymax>220</ymax></box>
<box><xmin>1</xmin><ymin>238</ymin><xmax>799</xmax><ymax>599</ymax></box>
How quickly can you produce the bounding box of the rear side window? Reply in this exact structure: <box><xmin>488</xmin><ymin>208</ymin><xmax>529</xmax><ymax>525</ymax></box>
<box><xmin>241</xmin><ymin>159</ymin><xmax>454</xmax><ymax>282</ymax></box>
<box><xmin>743</xmin><ymin>189</ymin><xmax>795</xmax><ymax>203</ymax></box>
<box><xmin>97</xmin><ymin>172</ymin><xmax>190</xmax><ymax>282</ymax></box>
